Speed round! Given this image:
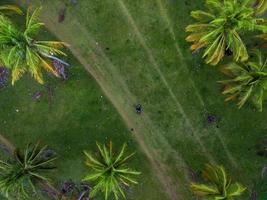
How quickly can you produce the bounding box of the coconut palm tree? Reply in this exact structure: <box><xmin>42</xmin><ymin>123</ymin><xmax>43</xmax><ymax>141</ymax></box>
<box><xmin>186</xmin><ymin>0</ymin><xmax>267</xmax><ymax>65</ymax></box>
<box><xmin>83</xmin><ymin>142</ymin><xmax>140</xmax><ymax>200</ymax></box>
<box><xmin>191</xmin><ymin>164</ymin><xmax>246</xmax><ymax>199</ymax></box>
<box><xmin>0</xmin><ymin>142</ymin><xmax>57</xmax><ymax>199</ymax></box>
<box><xmin>219</xmin><ymin>50</ymin><xmax>267</xmax><ymax>111</ymax></box>
<box><xmin>0</xmin><ymin>7</ymin><xmax>67</xmax><ymax>85</ymax></box>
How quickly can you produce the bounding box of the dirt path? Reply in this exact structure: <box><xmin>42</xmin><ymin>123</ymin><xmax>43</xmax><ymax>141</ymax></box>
<box><xmin>17</xmin><ymin>1</ymin><xmax>233</xmax><ymax>199</ymax></box>
<box><xmin>32</xmin><ymin>5</ymin><xmax>201</xmax><ymax>198</ymax></box>
<box><xmin>27</xmin><ymin>1</ymin><xmax>214</xmax><ymax>198</ymax></box>
<box><xmin>56</xmin><ymin>39</ymin><xmax>186</xmax><ymax>200</ymax></box>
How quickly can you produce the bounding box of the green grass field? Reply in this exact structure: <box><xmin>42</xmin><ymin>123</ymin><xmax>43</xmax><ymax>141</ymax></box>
<box><xmin>0</xmin><ymin>0</ymin><xmax>267</xmax><ymax>199</ymax></box>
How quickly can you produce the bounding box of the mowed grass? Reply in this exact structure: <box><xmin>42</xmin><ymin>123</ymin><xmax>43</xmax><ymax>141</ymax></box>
<box><xmin>0</xmin><ymin>1</ymin><xmax>167</xmax><ymax>200</ymax></box>
<box><xmin>5</xmin><ymin>0</ymin><xmax>267</xmax><ymax>199</ymax></box>
<box><xmin>0</xmin><ymin>59</ymin><xmax>167</xmax><ymax>200</ymax></box>
<box><xmin>22</xmin><ymin>0</ymin><xmax>266</xmax><ymax>199</ymax></box>
<box><xmin>0</xmin><ymin>49</ymin><xmax>166</xmax><ymax>200</ymax></box>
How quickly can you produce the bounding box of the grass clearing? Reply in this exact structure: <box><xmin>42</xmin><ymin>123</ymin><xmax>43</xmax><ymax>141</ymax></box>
<box><xmin>0</xmin><ymin>1</ymin><xmax>166</xmax><ymax>199</ymax></box>
<box><xmin>0</xmin><ymin>0</ymin><xmax>267</xmax><ymax>199</ymax></box>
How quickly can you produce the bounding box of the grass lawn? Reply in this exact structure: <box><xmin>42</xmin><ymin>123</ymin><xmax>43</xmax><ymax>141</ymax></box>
<box><xmin>0</xmin><ymin>1</ymin><xmax>167</xmax><ymax>200</ymax></box>
<box><xmin>0</xmin><ymin>0</ymin><xmax>267</xmax><ymax>199</ymax></box>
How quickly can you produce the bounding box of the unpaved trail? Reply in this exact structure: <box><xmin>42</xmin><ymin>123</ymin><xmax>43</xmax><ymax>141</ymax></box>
<box><xmin>17</xmin><ymin>0</ymin><xmax>234</xmax><ymax>199</ymax></box>
<box><xmin>28</xmin><ymin>6</ymin><xmax>189</xmax><ymax>199</ymax></box>
<box><xmin>60</xmin><ymin>47</ymin><xmax>184</xmax><ymax>200</ymax></box>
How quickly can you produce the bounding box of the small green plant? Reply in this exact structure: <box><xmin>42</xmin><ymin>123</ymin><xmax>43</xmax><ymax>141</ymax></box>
<box><xmin>219</xmin><ymin>50</ymin><xmax>267</xmax><ymax>111</ymax></box>
<box><xmin>0</xmin><ymin>7</ymin><xmax>67</xmax><ymax>85</ymax></box>
<box><xmin>0</xmin><ymin>142</ymin><xmax>57</xmax><ymax>199</ymax></box>
<box><xmin>186</xmin><ymin>0</ymin><xmax>267</xmax><ymax>65</ymax></box>
<box><xmin>191</xmin><ymin>164</ymin><xmax>246</xmax><ymax>199</ymax></box>
<box><xmin>83</xmin><ymin>142</ymin><xmax>140</xmax><ymax>200</ymax></box>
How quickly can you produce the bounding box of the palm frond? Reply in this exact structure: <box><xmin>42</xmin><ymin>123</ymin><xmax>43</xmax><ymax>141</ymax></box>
<box><xmin>190</xmin><ymin>164</ymin><xmax>245</xmax><ymax>199</ymax></box>
<box><xmin>25</xmin><ymin>7</ymin><xmax>43</xmax><ymax>36</ymax></box>
<box><xmin>11</xmin><ymin>58</ymin><xmax>26</xmax><ymax>85</ymax></box>
<box><xmin>227</xmin><ymin>182</ymin><xmax>246</xmax><ymax>196</ymax></box>
<box><xmin>254</xmin><ymin>0</ymin><xmax>267</xmax><ymax>15</ymax></box>
<box><xmin>219</xmin><ymin>50</ymin><xmax>267</xmax><ymax>111</ymax></box>
<box><xmin>0</xmin><ymin>5</ymin><xmax>23</xmax><ymax>15</ymax></box>
<box><xmin>191</xmin><ymin>183</ymin><xmax>219</xmax><ymax>196</ymax></box>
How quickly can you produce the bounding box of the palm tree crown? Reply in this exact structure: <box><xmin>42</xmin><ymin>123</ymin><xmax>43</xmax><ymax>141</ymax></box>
<box><xmin>220</xmin><ymin>50</ymin><xmax>267</xmax><ymax>111</ymax></box>
<box><xmin>0</xmin><ymin>7</ymin><xmax>67</xmax><ymax>85</ymax></box>
<box><xmin>83</xmin><ymin>142</ymin><xmax>140</xmax><ymax>200</ymax></box>
<box><xmin>186</xmin><ymin>0</ymin><xmax>267</xmax><ymax>65</ymax></box>
<box><xmin>191</xmin><ymin>164</ymin><xmax>246</xmax><ymax>199</ymax></box>
<box><xmin>0</xmin><ymin>142</ymin><xmax>57</xmax><ymax>199</ymax></box>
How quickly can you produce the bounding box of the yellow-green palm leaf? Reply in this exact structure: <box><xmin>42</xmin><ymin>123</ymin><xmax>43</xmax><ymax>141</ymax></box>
<box><xmin>219</xmin><ymin>50</ymin><xmax>267</xmax><ymax>111</ymax></box>
<box><xmin>191</xmin><ymin>164</ymin><xmax>246</xmax><ymax>199</ymax></box>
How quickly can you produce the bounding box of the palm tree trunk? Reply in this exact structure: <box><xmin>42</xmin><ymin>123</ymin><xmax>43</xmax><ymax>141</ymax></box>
<box><xmin>37</xmin><ymin>180</ymin><xmax>60</xmax><ymax>200</ymax></box>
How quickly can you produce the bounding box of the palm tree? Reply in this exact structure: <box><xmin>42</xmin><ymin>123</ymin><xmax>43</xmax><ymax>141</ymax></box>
<box><xmin>0</xmin><ymin>5</ymin><xmax>23</xmax><ymax>16</ymax></box>
<box><xmin>0</xmin><ymin>7</ymin><xmax>67</xmax><ymax>85</ymax></box>
<box><xmin>186</xmin><ymin>0</ymin><xmax>267</xmax><ymax>65</ymax></box>
<box><xmin>191</xmin><ymin>164</ymin><xmax>246</xmax><ymax>199</ymax></box>
<box><xmin>83</xmin><ymin>142</ymin><xmax>140</xmax><ymax>200</ymax></box>
<box><xmin>0</xmin><ymin>142</ymin><xmax>57</xmax><ymax>199</ymax></box>
<box><xmin>219</xmin><ymin>50</ymin><xmax>267</xmax><ymax>111</ymax></box>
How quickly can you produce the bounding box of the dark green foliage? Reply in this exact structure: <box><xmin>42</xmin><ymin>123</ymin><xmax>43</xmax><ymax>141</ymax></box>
<box><xmin>0</xmin><ymin>142</ymin><xmax>57</xmax><ymax>199</ymax></box>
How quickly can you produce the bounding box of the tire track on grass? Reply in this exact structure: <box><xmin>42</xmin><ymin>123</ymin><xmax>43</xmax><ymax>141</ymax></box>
<box><xmin>155</xmin><ymin>0</ymin><xmax>204</xmax><ymax>107</ymax></box>
<box><xmin>66</xmin><ymin>45</ymin><xmax>186</xmax><ymax>200</ymax></box>
<box><xmin>156</xmin><ymin>0</ymin><xmax>238</xmax><ymax>168</ymax></box>
<box><xmin>117</xmin><ymin>0</ymin><xmax>214</xmax><ymax>162</ymax></box>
